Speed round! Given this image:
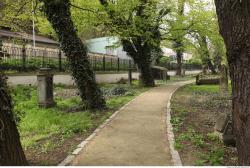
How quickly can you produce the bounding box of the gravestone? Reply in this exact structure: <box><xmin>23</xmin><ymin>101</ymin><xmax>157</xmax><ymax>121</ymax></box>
<box><xmin>214</xmin><ymin>113</ymin><xmax>236</xmax><ymax>147</ymax></box>
<box><xmin>215</xmin><ymin>113</ymin><xmax>230</xmax><ymax>132</ymax></box>
<box><xmin>37</xmin><ymin>68</ymin><xmax>55</xmax><ymax>108</ymax></box>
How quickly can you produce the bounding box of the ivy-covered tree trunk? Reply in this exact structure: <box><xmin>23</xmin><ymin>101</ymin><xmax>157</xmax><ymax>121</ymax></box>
<box><xmin>41</xmin><ymin>0</ymin><xmax>105</xmax><ymax>110</ymax></box>
<box><xmin>0</xmin><ymin>75</ymin><xmax>28</xmax><ymax>166</ymax></box>
<box><xmin>215</xmin><ymin>0</ymin><xmax>250</xmax><ymax>165</ymax></box>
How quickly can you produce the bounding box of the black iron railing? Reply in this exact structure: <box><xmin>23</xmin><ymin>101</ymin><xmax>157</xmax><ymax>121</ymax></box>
<box><xmin>0</xmin><ymin>46</ymin><xmax>136</xmax><ymax>72</ymax></box>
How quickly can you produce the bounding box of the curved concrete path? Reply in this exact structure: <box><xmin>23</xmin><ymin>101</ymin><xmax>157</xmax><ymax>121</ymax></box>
<box><xmin>68</xmin><ymin>81</ymin><xmax>193</xmax><ymax>166</ymax></box>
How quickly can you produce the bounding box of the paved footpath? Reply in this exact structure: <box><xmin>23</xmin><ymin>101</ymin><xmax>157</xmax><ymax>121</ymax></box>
<box><xmin>70</xmin><ymin>81</ymin><xmax>193</xmax><ymax>166</ymax></box>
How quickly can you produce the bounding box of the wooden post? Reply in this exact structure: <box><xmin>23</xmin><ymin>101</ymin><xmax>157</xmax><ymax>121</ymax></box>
<box><xmin>128</xmin><ymin>60</ymin><xmax>132</xmax><ymax>86</ymax></box>
<box><xmin>103</xmin><ymin>55</ymin><xmax>106</xmax><ymax>71</ymax></box>
<box><xmin>58</xmin><ymin>48</ymin><xmax>62</xmax><ymax>72</ymax></box>
<box><xmin>42</xmin><ymin>49</ymin><xmax>45</xmax><ymax>67</ymax></box>
<box><xmin>117</xmin><ymin>58</ymin><xmax>120</xmax><ymax>72</ymax></box>
<box><xmin>0</xmin><ymin>40</ymin><xmax>3</xmax><ymax>60</ymax></box>
<box><xmin>22</xmin><ymin>45</ymin><xmax>26</xmax><ymax>71</ymax></box>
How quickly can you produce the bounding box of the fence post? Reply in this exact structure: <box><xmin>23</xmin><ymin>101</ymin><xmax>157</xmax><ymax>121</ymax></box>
<box><xmin>110</xmin><ymin>58</ymin><xmax>113</xmax><ymax>71</ymax></box>
<box><xmin>128</xmin><ymin>60</ymin><xmax>132</xmax><ymax>86</ymax></box>
<box><xmin>94</xmin><ymin>57</ymin><xmax>97</xmax><ymax>71</ymax></box>
<box><xmin>22</xmin><ymin>45</ymin><xmax>26</xmax><ymax>71</ymax></box>
<box><xmin>103</xmin><ymin>55</ymin><xmax>106</xmax><ymax>71</ymax></box>
<box><xmin>117</xmin><ymin>58</ymin><xmax>120</xmax><ymax>72</ymax></box>
<box><xmin>58</xmin><ymin>48</ymin><xmax>62</xmax><ymax>72</ymax></box>
<box><xmin>0</xmin><ymin>40</ymin><xmax>3</xmax><ymax>59</ymax></box>
<box><xmin>42</xmin><ymin>49</ymin><xmax>45</xmax><ymax>67</ymax></box>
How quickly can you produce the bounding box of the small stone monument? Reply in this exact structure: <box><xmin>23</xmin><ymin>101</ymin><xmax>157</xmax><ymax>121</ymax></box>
<box><xmin>214</xmin><ymin>113</ymin><xmax>236</xmax><ymax>147</ymax></box>
<box><xmin>37</xmin><ymin>68</ymin><xmax>55</xmax><ymax>108</ymax></box>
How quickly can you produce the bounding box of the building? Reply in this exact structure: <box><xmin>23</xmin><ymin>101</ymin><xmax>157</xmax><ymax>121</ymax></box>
<box><xmin>86</xmin><ymin>37</ymin><xmax>130</xmax><ymax>59</ymax></box>
<box><xmin>0</xmin><ymin>27</ymin><xmax>59</xmax><ymax>49</ymax></box>
<box><xmin>0</xmin><ymin>28</ymin><xmax>192</xmax><ymax>62</ymax></box>
<box><xmin>162</xmin><ymin>47</ymin><xmax>193</xmax><ymax>62</ymax></box>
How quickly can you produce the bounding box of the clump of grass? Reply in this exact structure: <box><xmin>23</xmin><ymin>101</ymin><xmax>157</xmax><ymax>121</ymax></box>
<box><xmin>171</xmin><ymin>83</ymin><xmax>233</xmax><ymax>166</ymax></box>
<box><xmin>12</xmin><ymin>82</ymin><xmax>148</xmax><ymax>152</ymax></box>
<box><xmin>195</xmin><ymin>148</ymin><xmax>225</xmax><ymax>166</ymax></box>
<box><xmin>175</xmin><ymin>128</ymin><xmax>206</xmax><ymax>149</ymax></box>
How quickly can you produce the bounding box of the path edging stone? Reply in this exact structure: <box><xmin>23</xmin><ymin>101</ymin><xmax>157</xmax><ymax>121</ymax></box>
<box><xmin>166</xmin><ymin>82</ymin><xmax>194</xmax><ymax>166</ymax></box>
<box><xmin>58</xmin><ymin>89</ymin><xmax>151</xmax><ymax>166</ymax></box>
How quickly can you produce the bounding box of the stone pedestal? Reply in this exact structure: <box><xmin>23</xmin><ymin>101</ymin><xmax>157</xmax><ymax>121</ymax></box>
<box><xmin>37</xmin><ymin>68</ymin><xmax>55</xmax><ymax>108</ymax></box>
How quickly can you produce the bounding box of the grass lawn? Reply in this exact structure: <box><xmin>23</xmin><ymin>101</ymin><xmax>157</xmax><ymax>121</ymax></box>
<box><xmin>12</xmin><ymin>81</ymin><xmax>149</xmax><ymax>165</ymax></box>
<box><xmin>171</xmin><ymin>83</ymin><xmax>237</xmax><ymax>166</ymax></box>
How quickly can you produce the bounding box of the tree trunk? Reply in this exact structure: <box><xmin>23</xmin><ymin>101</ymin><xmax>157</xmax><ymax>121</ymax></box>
<box><xmin>174</xmin><ymin>0</ymin><xmax>185</xmax><ymax>76</ymax></box>
<box><xmin>41</xmin><ymin>0</ymin><xmax>105</xmax><ymax>110</ymax></box>
<box><xmin>207</xmin><ymin>58</ymin><xmax>216</xmax><ymax>74</ymax></box>
<box><xmin>122</xmin><ymin>39</ymin><xmax>155</xmax><ymax>87</ymax></box>
<box><xmin>0</xmin><ymin>75</ymin><xmax>28</xmax><ymax>166</ymax></box>
<box><xmin>198</xmin><ymin>34</ymin><xmax>217</xmax><ymax>74</ymax></box>
<box><xmin>137</xmin><ymin>59</ymin><xmax>155</xmax><ymax>87</ymax></box>
<box><xmin>215</xmin><ymin>0</ymin><xmax>250</xmax><ymax>165</ymax></box>
<box><xmin>176</xmin><ymin>49</ymin><xmax>183</xmax><ymax>76</ymax></box>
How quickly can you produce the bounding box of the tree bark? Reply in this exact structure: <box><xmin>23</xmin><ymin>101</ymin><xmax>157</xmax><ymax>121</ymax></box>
<box><xmin>173</xmin><ymin>0</ymin><xmax>185</xmax><ymax>76</ymax></box>
<box><xmin>215</xmin><ymin>0</ymin><xmax>250</xmax><ymax>165</ymax></box>
<box><xmin>0</xmin><ymin>75</ymin><xmax>28</xmax><ymax>166</ymax></box>
<box><xmin>99</xmin><ymin>0</ymin><xmax>166</xmax><ymax>87</ymax></box>
<box><xmin>198</xmin><ymin>34</ymin><xmax>217</xmax><ymax>74</ymax></box>
<box><xmin>137</xmin><ymin>59</ymin><xmax>155</xmax><ymax>87</ymax></box>
<box><xmin>176</xmin><ymin>45</ymin><xmax>183</xmax><ymax>76</ymax></box>
<box><xmin>41</xmin><ymin>0</ymin><xmax>105</xmax><ymax>110</ymax></box>
<box><xmin>122</xmin><ymin>39</ymin><xmax>155</xmax><ymax>87</ymax></box>
<box><xmin>220</xmin><ymin>64</ymin><xmax>228</xmax><ymax>93</ymax></box>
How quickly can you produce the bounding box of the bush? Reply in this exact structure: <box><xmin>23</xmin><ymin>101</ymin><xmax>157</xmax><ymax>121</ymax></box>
<box><xmin>159</xmin><ymin>56</ymin><xmax>171</xmax><ymax>64</ymax></box>
<box><xmin>187</xmin><ymin>58</ymin><xmax>203</xmax><ymax>65</ymax></box>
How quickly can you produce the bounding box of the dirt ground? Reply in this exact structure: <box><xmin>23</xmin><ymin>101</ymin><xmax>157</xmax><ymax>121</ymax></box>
<box><xmin>171</xmin><ymin>84</ymin><xmax>238</xmax><ymax>166</ymax></box>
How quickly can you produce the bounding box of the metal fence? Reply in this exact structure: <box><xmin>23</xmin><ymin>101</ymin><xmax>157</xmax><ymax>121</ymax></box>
<box><xmin>158</xmin><ymin>62</ymin><xmax>202</xmax><ymax>70</ymax></box>
<box><xmin>0</xmin><ymin>46</ymin><xmax>136</xmax><ymax>72</ymax></box>
<box><xmin>0</xmin><ymin>45</ymin><xmax>202</xmax><ymax>72</ymax></box>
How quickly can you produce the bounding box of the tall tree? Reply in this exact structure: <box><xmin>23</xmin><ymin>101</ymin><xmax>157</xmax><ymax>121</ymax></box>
<box><xmin>196</xmin><ymin>33</ymin><xmax>216</xmax><ymax>74</ymax></box>
<box><xmin>183</xmin><ymin>0</ymin><xmax>225</xmax><ymax>74</ymax></box>
<box><xmin>172</xmin><ymin>0</ymin><xmax>186</xmax><ymax>76</ymax></box>
<box><xmin>0</xmin><ymin>74</ymin><xmax>28</xmax><ymax>165</ymax></box>
<box><xmin>215</xmin><ymin>0</ymin><xmax>250</xmax><ymax>165</ymax></box>
<box><xmin>40</xmin><ymin>0</ymin><xmax>106</xmax><ymax>110</ymax></box>
<box><xmin>0</xmin><ymin>2</ymin><xmax>28</xmax><ymax>165</ymax></box>
<box><xmin>99</xmin><ymin>0</ymin><xmax>170</xmax><ymax>87</ymax></box>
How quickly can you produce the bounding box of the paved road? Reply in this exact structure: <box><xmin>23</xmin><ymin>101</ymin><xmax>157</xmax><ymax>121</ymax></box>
<box><xmin>70</xmin><ymin>82</ymin><xmax>192</xmax><ymax>166</ymax></box>
<box><xmin>7</xmin><ymin>70</ymin><xmax>201</xmax><ymax>86</ymax></box>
